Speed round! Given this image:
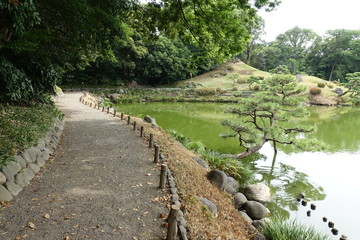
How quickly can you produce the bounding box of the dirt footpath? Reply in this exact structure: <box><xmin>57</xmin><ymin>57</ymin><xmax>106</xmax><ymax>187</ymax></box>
<box><xmin>0</xmin><ymin>92</ymin><xmax>168</xmax><ymax>240</ymax></box>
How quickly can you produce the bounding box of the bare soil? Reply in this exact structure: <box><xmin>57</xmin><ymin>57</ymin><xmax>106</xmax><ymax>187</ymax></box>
<box><xmin>0</xmin><ymin>92</ymin><xmax>168</xmax><ymax>240</ymax></box>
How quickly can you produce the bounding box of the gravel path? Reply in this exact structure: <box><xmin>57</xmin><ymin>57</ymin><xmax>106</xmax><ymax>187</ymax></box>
<box><xmin>0</xmin><ymin>92</ymin><xmax>168</xmax><ymax>240</ymax></box>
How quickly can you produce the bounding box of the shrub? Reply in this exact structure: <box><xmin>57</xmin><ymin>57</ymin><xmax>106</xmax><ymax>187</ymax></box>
<box><xmin>252</xmin><ymin>83</ymin><xmax>260</xmax><ymax>91</ymax></box>
<box><xmin>259</xmin><ymin>76</ymin><xmax>265</xmax><ymax>80</ymax></box>
<box><xmin>195</xmin><ymin>88</ymin><xmax>216</xmax><ymax>96</ymax></box>
<box><xmin>310</xmin><ymin>87</ymin><xmax>321</xmax><ymax>95</ymax></box>
<box><xmin>317</xmin><ymin>82</ymin><xmax>326</xmax><ymax>88</ymax></box>
<box><xmin>232</xmin><ymin>86</ymin><xmax>238</xmax><ymax>91</ymax></box>
<box><xmin>226</xmin><ymin>66</ymin><xmax>235</xmax><ymax>71</ymax></box>
<box><xmin>236</xmin><ymin>78</ymin><xmax>247</xmax><ymax>84</ymax></box>
<box><xmin>327</xmin><ymin>84</ymin><xmax>334</xmax><ymax>89</ymax></box>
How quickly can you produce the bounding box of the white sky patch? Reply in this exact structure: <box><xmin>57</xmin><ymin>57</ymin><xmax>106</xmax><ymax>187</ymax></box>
<box><xmin>259</xmin><ymin>0</ymin><xmax>360</xmax><ymax>41</ymax></box>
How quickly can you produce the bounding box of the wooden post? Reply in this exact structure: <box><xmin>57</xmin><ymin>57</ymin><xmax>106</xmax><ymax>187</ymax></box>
<box><xmin>149</xmin><ymin>133</ymin><xmax>154</xmax><ymax>148</ymax></box>
<box><xmin>167</xmin><ymin>205</ymin><xmax>179</xmax><ymax>240</ymax></box>
<box><xmin>114</xmin><ymin>110</ymin><xmax>116</xmax><ymax>117</ymax></box>
<box><xmin>94</xmin><ymin>103</ymin><xmax>97</xmax><ymax>109</ymax></box>
<box><xmin>90</xmin><ymin>103</ymin><xmax>92</xmax><ymax>108</ymax></box>
<box><xmin>127</xmin><ymin>116</ymin><xmax>131</xmax><ymax>125</ymax></box>
<box><xmin>102</xmin><ymin>106</ymin><xmax>105</xmax><ymax>112</ymax></box>
<box><xmin>154</xmin><ymin>145</ymin><xmax>160</xmax><ymax>163</ymax></box>
<box><xmin>79</xmin><ymin>97</ymin><xmax>82</xmax><ymax>102</ymax></box>
<box><xmin>159</xmin><ymin>164</ymin><xmax>167</xmax><ymax>188</ymax></box>
<box><xmin>133</xmin><ymin>121</ymin><xmax>137</xmax><ymax>130</ymax></box>
<box><xmin>82</xmin><ymin>99</ymin><xmax>84</xmax><ymax>104</ymax></box>
<box><xmin>121</xmin><ymin>113</ymin><xmax>124</xmax><ymax>120</ymax></box>
<box><xmin>98</xmin><ymin>105</ymin><xmax>100</xmax><ymax>110</ymax></box>
<box><xmin>140</xmin><ymin>126</ymin><xmax>144</xmax><ymax>137</ymax></box>
<box><xmin>107</xmin><ymin>107</ymin><xmax>110</xmax><ymax>114</ymax></box>
<box><xmin>85</xmin><ymin>101</ymin><xmax>88</xmax><ymax>105</ymax></box>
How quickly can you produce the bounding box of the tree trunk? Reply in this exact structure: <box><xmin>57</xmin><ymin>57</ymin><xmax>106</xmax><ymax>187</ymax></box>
<box><xmin>328</xmin><ymin>63</ymin><xmax>337</xmax><ymax>81</ymax></box>
<box><xmin>236</xmin><ymin>139</ymin><xmax>267</xmax><ymax>159</ymax></box>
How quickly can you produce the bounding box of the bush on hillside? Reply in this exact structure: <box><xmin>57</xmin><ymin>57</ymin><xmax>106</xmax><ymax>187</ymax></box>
<box><xmin>310</xmin><ymin>87</ymin><xmax>321</xmax><ymax>95</ymax></box>
<box><xmin>195</xmin><ymin>88</ymin><xmax>216</xmax><ymax>96</ymax></box>
<box><xmin>317</xmin><ymin>82</ymin><xmax>326</xmax><ymax>88</ymax></box>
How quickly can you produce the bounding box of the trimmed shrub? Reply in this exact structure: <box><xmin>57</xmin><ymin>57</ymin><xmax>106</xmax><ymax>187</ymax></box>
<box><xmin>195</xmin><ymin>88</ymin><xmax>216</xmax><ymax>96</ymax></box>
<box><xmin>252</xmin><ymin>83</ymin><xmax>260</xmax><ymax>91</ymax></box>
<box><xmin>310</xmin><ymin>87</ymin><xmax>321</xmax><ymax>95</ymax></box>
<box><xmin>236</xmin><ymin>78</ymin><xmax>247</xmax><ymax>84</ymax></box>
<box><xmin>259</xmin><ymin>76</ymin><xmax>265</xmax><ymax>80</ymax></box>
<box><xmin>327</xmin><ymin>84</ymin><xmax>334</xmax><ymax>89</ymax></box>
<box><xmin>232</xmin><ymin>86</ymin><xmax>238</xmax><ymax>91</ymax></box>
<box><xmin>226</xmin><ymin>66</ymin><xmax>235</xmax><ymax>71</ymax></box>
<box><xmin>317</xmin><ymin>82</ymin><xmax>326</xmax><ymax>88</ymax></box>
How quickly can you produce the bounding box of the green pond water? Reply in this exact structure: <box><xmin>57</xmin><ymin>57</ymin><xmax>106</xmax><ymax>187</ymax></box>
<box><xmin>115</xmin><ymin>102</ymin><xmax>360</xmax><ymax>239</ymax></box>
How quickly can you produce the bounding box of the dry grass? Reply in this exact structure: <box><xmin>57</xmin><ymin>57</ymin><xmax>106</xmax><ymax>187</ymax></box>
<box><xmin>83</xmin><ymin>92</ymin><xmax>256</xmax><ymax>239</ymax></box>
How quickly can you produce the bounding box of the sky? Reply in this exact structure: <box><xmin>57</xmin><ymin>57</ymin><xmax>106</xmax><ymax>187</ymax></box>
<box><xmin>258</xmin><ymin>0</ymin><xmax>360</xmax><ymax>42</ymax></box>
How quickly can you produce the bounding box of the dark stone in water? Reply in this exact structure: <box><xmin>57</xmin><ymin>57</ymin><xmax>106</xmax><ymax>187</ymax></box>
<box><xmin>323</xmin><ymin>217</ymin><xmax>328</xmax><ymax>222</ymax></box>
<box><xmin>301</xmin><ymin>200</ymin><xmax>307</xmax><ymax>206</ymax></box>
<box><xmin>296</xmin><ymin>198</ymin><xmax>301</xmax><ymax>202</ymax></box>
<box><xmin>331</xmin><ymin>228</ymin><xmax>339</xmax><ymax>235</ymax></box>
<box><xmin>328</xmin><ymin>221</ymin><xmax>335</xmax><ymax>228</ymax></box>
<box><xmin>340</xmin><ymin>234</ymin><xmax>348</xmax><ymax>240</ymax></box>
<box><xmin>307</xmin><ymin>210</ymin><xmax>311</xmax><ymax>217</ymax></box>
<box><xmin>299</xmin><ymin>193</ymin><xmax>305</xmax><ymax>198</ymax></box>
<box><xmin>310</xmin><ymin>203</ymin><xmax>316</xmax><ymax>210</ymax></box>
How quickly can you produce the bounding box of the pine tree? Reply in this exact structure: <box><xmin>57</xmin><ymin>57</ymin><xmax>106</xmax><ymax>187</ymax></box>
<box><xmin>222</xmin><ymin>74</ymin><xmax>324</xmax><ymax>159</ymax></box>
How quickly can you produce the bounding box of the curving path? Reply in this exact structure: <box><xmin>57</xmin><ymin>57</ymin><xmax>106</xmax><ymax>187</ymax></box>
<box><xmin>0</xmin><ymin>92</ymin><xmax>168</xmax><ymax>240</ymax></box>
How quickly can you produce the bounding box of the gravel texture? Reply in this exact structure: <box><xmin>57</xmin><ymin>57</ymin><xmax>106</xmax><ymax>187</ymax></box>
<box><xmin>0</xmin><ymin>92</ymin><xmax>168</xmax><ymax>240</ymax></box>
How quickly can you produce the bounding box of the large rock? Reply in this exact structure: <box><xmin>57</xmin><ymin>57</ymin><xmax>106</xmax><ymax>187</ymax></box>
<box><xmin>15</xmin><ymin>173</ymin><xmax>30</xmax><ymax>188</ymax></box>
<box><xmin>0</xmin><ymin>185</ymin><xmax>13</xmax><ymax>201</ymax></box>
<box><xmin>0</xmin><ymin>172</ymin><xmax>7</xmax><ymax>184</ymax></box>
<box><xmin>144</xmin><ymin>115</ymin><xmax>157</xmax><ymax>126</ymax></box>
<box><xmin>238</xmin><ymin>211</ymin><xmax>252</xmax><ymax>224</ymax></box>
<box><xmin>28</xmin><ymin>163</ymin><xmax>40</xmax><ymax>174</ymax></box>
<box><xmin>27</xmin><ymin>147</ymin><xmax>42</xmax><ymax>163</ymax></box>
<box><xmin>23</xmin><ymin>168</ymin><xmax>35</xmax><ymax>182</ymax></box>
<box><xmin>224</xmin><ymin>177</ymin><xmax>239</xmax><ymax>194</ymax></box>
<box><xmin>2</xmin><ymin>161</ymin><xmax>21</xmax><ymax>182</ymax></box>
<box><xmin>21</xmin><ymin>150</ymin><xmax>35</xmax><ymax>164</ymax></box>
<box><xmin>207</xmin><ymin>170</ymin><xmax>227</xmax><ymax>190</ymax></box>
<box><xmin>242</xmin><ymin>201</ymin><xmax>270</xmax><ymax>220</ymax></box>
<box><xmin>198</xmin><ymin>197</ymin><xmax>218</xmax><ymax>216</ymax></box>
<box><xmin>244</xmin><ymin>183</ymin><xmax>271</xmax><ymax>202</ymax></box>
<box><xmin>234</xmin><ymin>192</ymin><xmax>248</xmax><ymax>209</ymax></box>
<box><xmin>15</xmin><ymin>155</ymin><xmax>27</xmax><ymax>168</ymax></box>
<box><xmin>5</xmin><ymin>181</ymin><xmax>23</xmax><ymax>197</ymax></box>
<box><xmin>192</xmin><ymin>157</ymin><xmax>209</xmax><ymax>170</ymax></box>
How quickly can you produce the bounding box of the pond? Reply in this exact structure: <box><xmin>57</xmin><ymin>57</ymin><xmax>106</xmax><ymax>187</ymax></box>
<box><xmin>115</xmin><ymin>102</ymin><xmax>360</xmax><ymax>239</ymax></box>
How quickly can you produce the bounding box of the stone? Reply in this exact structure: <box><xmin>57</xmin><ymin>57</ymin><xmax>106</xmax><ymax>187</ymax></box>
<box><xmin>192</xmin><ymin>157</ymin><xmax>209</xmax><ymax>170</ymax></box>
<box><xmin>28</xmin><ymin>163</ymin><xmax>40</xmax><ymax>174</ymax></box>
<box><xmin>2</xmin><ymin>161</ymin><xmax>21</xmax><ymax>182</ymax></box>
<box><xmin>234</xmin><ymin>192</ymin><xmax>248</xmax><ymax>209</ymax></box>
<box><xmin>23</xmin><ymin>168</ymin><xmax>35</xmax><ymax>182</ymax></box>
<box><xmin>251</xmin><ymin>233</ymin><xmax>267</xmax><ymax>240</ymax></box>
<box><xmin>238</xmin><ymin>211</ymin><xmax>252</xmax><ymax>224</ymax></box>
<box><xmin>207</xmin><ymin>170</ymin><xmax>227</xmax><ymax>190</ymax></box>
<box><xmin>37</xmin><ymin>139</ymin><xmax>46</xmax><ymax>151</ymax></box>
<box><xmin>0</xmin><ymin>185</ymin><xmax>13</xmax><ymax>201</ymax></box>
<box><xmin>27</xmin><ymin>147</ymin><xmax>42</xmax><ymax>163</ymax></box>
<box><xmin>198</xmin><ymin>197</ymin><xmax>218</xmax><ymax>216</ymax></box>
<box><xmin>241</xmin><ymin>201</ymin><xmax>270</xmax><ymax>220</ymax></box>
<box><xmin>5</xmin><ymin>181</ymin><xmax>23</xmax><ymax>197</ymax></box>
<box><xmin>333</xmin><ymin>88</ymin><xmax>344</xmax><ymax>95</ymax></box>
<box><xmin>224</xmin><ymin>177</ymin><xmax>239</xmax><ymax>194</ymax></box>
<box><xmin>15</xmin><ymin>155</ymin><xmax>27</xmax><ymax>168</ymax></box>
<box><xmin>0</xmin><ymin>172</ymin><xmax>6</xmax><ymax>184</ymax></box>
<box><xmin>143</xmin><ymin>115</ymin><xmax>157</xmax><ymax>126</ymax></box>
<box><xmin>21</xmin><ymin>150</ymin><xmax>35</xmax><ymax>164</ymax></box>
<box><xmin>244</xmin><ymin>183</ymin><xmax>271</xmax><ymax>202</ymax></box>
<box><xmin>36</xmin><ymin>156</ymin><xmax>46</xmax><ymax>167</ymax></box>
<box><xmin>15</xmin><ymin>173</ymin><xmax>30</xmax><ymax>187</ymax></box>
<box><xmin>252</xmin><ymin>219</ymin><xmax>269</xmax><ymax>228</ymax></box>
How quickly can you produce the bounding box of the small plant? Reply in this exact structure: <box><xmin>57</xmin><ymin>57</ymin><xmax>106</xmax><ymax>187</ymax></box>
<box><xmin>310</xmin><ymin>87</ymin><xmax>321</xmax><ymax>95</ymax></box>
<box><xmin>317</xmin><ymin>82</ymin><xmax>326</xmax><ymax>88</ymax></box>
<box><xmin>236</xmin><ymin>78</ymin><xmax>246</xmax><ymax>84</ymax></box>
<box><xmin>327</xmin><ymin>84</ymin><xmax>334</xmax><ymax>89</ymax></box>
<box><xmin>259</xmin><ymin>76</ymin><xmax>265</xmax><ymax>80</ymax></box>
<box><xmin>232</xmin><ymin>86</ymin><xmax>238</xmax><ymax>91</ymax></box>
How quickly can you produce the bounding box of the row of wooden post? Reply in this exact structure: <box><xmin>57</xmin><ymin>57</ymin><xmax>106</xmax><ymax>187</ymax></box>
<box><xmin>80</xmin><ymin>96</ymin><xmax>179</xmax><ymax>239</ymax></box>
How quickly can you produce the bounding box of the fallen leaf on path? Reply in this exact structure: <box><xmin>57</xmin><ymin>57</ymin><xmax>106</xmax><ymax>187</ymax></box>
<box><xmin>31</xmin><ymin>198</ymin><xmax>39</xmax><ymax>201</ymax></box>
<box><xmin>65</xmin><ymin>237</ymin><xmax>70</xmax><ymax>240</ymax></box>
<box><xmin>28</xmin><ymin>222</ymin><xmax>36</xmax><ymax>229</ymax></box>
<box><xmin>146</xmin><ymin>182</ymin><xmax>153</xmax><ymax>185</ymax></box>
<box><xmin>159</xmin><ymin>213</ymin><xmax>167</xmax><ymax>219</ymax></box>
<box><xmin>146</xmin><ymin>173</ymin><xmax>151</xmax><ymax>176</ymax></box>
<box><xmin>43</xmin><ymin>213</ymin><xmax>50</xmax><ymax>219</ymax></box>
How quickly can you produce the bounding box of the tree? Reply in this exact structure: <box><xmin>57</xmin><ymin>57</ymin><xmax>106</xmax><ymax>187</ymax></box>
<box><xmin>341</xmin><ymin>72</ymin><xmax>360</xmax><ymax>104</ymax></box>
<box><xmin>222</xmin><ymin>74</ymin><xmax>324</xmax><ymax>159</ymax></box>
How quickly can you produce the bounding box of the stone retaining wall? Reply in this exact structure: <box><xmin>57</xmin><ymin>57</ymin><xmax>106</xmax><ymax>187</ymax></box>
<box><xmin>0</xmin><ymin>117</ymin><xmax>64</xmax><ymax>202</ymax></box>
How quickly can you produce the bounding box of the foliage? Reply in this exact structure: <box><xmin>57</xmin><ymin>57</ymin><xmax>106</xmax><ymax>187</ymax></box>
<box><xmin>269</xmin><ymin>65</ymin><xmax>291</xmax><ymax>74</ymax></box>
<box><xmin>0</xmin><ymin>103</ymin><xmax>62</xmax><ymax>168</ymax></box>
<box><xmin>317</xmin><ymin>82</ymin><xmax>326</xmax><ymax>88</ymax></box>
<box><xmin>222</xmin><ymin>74</ymin><xmax>325</xmax><ymax>158</ymax></box>
<box><xmin>260</xmin><ymin>216</ymin><xmax>330</xmax><ymax>240</ymax></box>
<box><xmin>247</xmin><ymin>75</ymin><xmax>260</xmax><ymax>89</ymax></box>
<box><xmin>342</xmin><ymin>72</ymin><xmax>360</xmax><ymax>104</ymax></box>
<box><xmin>168</xmin><ymin>129</ymin><xmax>253</xmax><ymax>183</ymax></box>
<box><xmin>309</xmin><ymin>87</ymin><xmax>321</xmax><ymax>95</ymax></box>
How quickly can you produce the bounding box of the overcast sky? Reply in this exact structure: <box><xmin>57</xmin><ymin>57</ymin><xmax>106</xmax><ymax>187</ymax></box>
<box><xmin>258</xmin><ymin>0</ymin><xmax>360</xmax><ymax>42</ymax></box>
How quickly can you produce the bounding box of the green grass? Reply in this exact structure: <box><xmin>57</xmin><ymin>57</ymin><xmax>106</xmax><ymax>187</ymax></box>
<box><xmin>260</xmin><ymin>216</ymin><xmax>330</xmax><ymax>240</ymax></box>
<box><xmin>0</xmin><ymin>103</ymin><xmax>63</xmax><ymax>168</ymax></box>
